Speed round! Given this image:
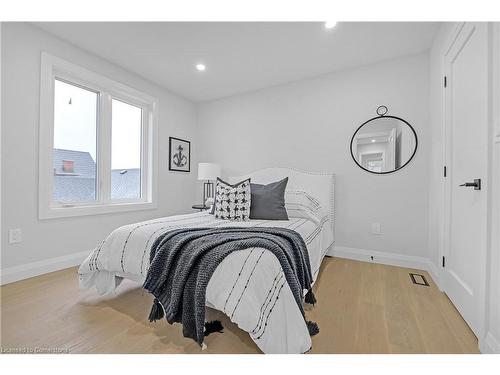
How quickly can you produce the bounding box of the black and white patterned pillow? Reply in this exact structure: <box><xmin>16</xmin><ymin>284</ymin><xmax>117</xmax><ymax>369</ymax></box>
<box><xmin>214</xmin><ymin>178</ymin><xmax>251</xmax><ymax>221</ymax></box>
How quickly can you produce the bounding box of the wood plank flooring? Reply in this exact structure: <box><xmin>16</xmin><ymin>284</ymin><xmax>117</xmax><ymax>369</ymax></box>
<box><xmin>0</xmin><ymin>257</ymin><xmax>479</xmax><ymax>354</ymax></box>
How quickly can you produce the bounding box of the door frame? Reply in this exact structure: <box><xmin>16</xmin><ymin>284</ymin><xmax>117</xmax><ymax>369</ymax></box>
<box><xmin>481</xmin><ymin>21</ymin><xmax>500</xmax><ymax>354</ymax></box>
<box><xmin>439</xmin><ymin>22</ymin><xmax>495</xmax><ymax>346</ymax></box>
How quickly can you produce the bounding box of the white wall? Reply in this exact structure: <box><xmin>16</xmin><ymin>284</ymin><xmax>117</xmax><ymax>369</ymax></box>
<box><xmin>1</xmin><ymin>23</ymin><xmax>198</xmax><ymax>279</ymax></box>
<box><xmin>197</xmin><ymin>53</ymin><xmax>430</xmax><ymax>260</ymax></box>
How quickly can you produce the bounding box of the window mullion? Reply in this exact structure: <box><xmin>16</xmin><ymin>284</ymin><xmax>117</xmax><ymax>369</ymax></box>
<box><xmin>98</xmin><ymin>92</ymin><xmax>112</xmax><ymax>204</ymax></box>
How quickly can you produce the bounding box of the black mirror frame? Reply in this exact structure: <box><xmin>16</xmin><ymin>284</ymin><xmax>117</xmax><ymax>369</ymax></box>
<box><xmin>350</xmin><ymin>114</ymin><xmax>418</xmax><ymax>175</ymax></box>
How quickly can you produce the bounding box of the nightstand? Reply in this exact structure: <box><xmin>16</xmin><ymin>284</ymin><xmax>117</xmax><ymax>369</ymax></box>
<box><xmin>192</xmin><ymin>204</ymin><xmax>209</xmax><ymax>212</ymax></box>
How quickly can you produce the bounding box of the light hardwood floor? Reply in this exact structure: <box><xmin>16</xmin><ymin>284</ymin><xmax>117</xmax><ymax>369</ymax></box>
<box><xmin>0</xmin><ymin>257</ymin><xmax>479</xmax><ymax>354</ymax></box>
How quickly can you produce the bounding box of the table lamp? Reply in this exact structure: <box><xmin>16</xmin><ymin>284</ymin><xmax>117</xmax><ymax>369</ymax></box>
<box><xmin>197</xmin><ymin>162</ymin><xmax>221</xmax><ymax>206</ymax></box>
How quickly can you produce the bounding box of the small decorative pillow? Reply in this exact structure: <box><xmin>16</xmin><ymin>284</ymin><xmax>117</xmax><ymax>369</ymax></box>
<box><xmin>213</xmin><ymin>177</ymin><xmax>251</xmax><ymax>221</ymax></box>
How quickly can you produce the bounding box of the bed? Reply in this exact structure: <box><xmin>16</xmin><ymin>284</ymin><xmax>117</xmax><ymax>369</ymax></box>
<box><xmin>78</xmin><ymin>167</ymin><xmax>335</xmax><ymax>354</ymax></box>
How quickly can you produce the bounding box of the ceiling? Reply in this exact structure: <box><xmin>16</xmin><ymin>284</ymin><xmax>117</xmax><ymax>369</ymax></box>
<box><xmin>34</xmin><ymin>22</ymin><xmax>440</xmax><ymax>102</ymax></box>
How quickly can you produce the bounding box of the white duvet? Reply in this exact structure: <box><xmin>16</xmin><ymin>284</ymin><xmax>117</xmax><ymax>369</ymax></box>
<box><xmin>78</xmin><ymin>211</ymin><xmax>333</xmax><ymax>354</ymax></box>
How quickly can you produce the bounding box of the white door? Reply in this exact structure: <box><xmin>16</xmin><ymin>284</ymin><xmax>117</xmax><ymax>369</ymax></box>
<box><xmin>443</xmin><ymin>22</ymin><xmax>489</xmax><ymax>337</ymax></box>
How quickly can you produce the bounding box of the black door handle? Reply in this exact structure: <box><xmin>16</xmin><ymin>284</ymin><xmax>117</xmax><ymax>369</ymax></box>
<box><xmin>459</xmin><ymin>178</ymin><xmax>481</xmax><ymax>190</ymax></box>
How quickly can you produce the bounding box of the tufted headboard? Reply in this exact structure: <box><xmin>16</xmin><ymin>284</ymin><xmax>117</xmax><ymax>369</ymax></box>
<box><xmin>228</xmin><ymin>167</ymin><xmax>335</xmax><ymax>238</ymax></box>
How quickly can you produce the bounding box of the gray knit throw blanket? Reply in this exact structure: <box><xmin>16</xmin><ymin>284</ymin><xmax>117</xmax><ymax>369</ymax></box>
<box><xmin>143</xmin><ymin>227</ymin><xmax>319</xmax><ymax>346</ymax></box>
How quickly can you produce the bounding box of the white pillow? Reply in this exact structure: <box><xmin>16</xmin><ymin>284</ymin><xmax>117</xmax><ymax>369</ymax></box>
<box><xmin>214</xmin><ymin>178</ymin><xmax>251</xmax><ymax>221</ymax></box>
<box><xmin>285</xmin><ymin>190</ymin><xmax>325</xmax><ymax>224</ymax></box>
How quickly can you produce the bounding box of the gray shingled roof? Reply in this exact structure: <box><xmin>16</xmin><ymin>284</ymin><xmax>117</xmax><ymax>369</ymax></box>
<box><xmin>52</xmin><ymin>149</ymin><xmax>140</xmax><ymax>202</ymax></box>
<box><xmin>53</xmin><ymin>148</ymin><xmax>96</xmax><ymax>178</ymax></box>
<box><xmin>111</xmin><ymin>169</ymin><xmax>140</xmax><ymax>199</ymax></box>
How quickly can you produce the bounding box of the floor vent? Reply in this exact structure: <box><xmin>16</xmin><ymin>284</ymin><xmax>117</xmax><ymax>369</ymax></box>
<box><xmin>409</xmin><ymin>273</ymin><xmax>430</xmax><ymax>287</ymax></box>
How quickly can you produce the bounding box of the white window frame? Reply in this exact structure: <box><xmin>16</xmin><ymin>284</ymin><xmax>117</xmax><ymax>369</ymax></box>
<box><xmin>39</xmin><ymin>52</ymin><xmax>158</xmax><ymax>219</ymax></box>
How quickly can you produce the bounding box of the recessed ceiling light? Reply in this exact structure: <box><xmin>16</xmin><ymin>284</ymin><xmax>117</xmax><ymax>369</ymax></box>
<box><xmin>324</xmin><ymin>21</ymin><xmax>337</xmax><ymax>29</ymax></box>
<box><xmin>371</xmin><ymin>139</ymin><xmax>376</xmax><ymax>143</ymax></box>
<box><xmin>195</xmin><ymin>63</ymin><xmax>206</xmax><ymax>71</ymax></box>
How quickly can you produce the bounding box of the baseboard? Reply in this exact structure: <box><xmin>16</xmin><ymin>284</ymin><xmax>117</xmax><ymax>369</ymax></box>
<box><xmin>425</xmin><ymin>259</ymin><xmax>442</xmax><ymax>290</ymax></box>
<box><xmin>479</xmin><ymin>332</ymin><xmax>500</xmax><ymax>354</ymax></box>
<box><xmin>2</xmin><ymin>245</ymin><xmax>441</xmax><ymax>288</ymax></box>
<box><xmin>0</xmin><ymin>250</ymin><xmax>89</xmax><ymax>285</ymax></box>
<box><xmin>328</xmin><ymin>245</ymin><xmax>439</xmax><ymax>284</ymax></box>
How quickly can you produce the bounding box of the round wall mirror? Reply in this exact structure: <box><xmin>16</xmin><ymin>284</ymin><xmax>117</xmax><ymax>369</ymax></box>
<box><xmin>350</xmin><ymin>106</ymin><xmax>418</xmax><ymax>174</ymax></box>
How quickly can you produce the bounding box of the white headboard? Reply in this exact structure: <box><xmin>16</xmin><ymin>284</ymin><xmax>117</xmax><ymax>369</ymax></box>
<box><xmin>228</xmin><ymin>167</ymin><xmax>335</xmax><ymax>236</ymax></box>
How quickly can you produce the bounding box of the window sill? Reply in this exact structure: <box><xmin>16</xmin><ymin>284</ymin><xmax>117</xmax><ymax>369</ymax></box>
<box><xmin>39</xmin><ymin>200</ymin><xmax>157</xmax><ymax>220</ymax></box>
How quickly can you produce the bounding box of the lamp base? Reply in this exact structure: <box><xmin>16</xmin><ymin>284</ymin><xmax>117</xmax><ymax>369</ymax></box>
<box><xmin>203</xmin><ymin>180</ymin><xmax>214</xmax><ymax>206</ymax></box>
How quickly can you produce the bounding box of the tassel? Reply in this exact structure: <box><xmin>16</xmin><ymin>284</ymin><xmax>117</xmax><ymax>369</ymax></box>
<box><xmin>148</xmin><ymin>298</ymin><xmax>164</xmax><ymax>322</ymax></box>
<box><xmin>305</xmin><ymin>289</ymin><xmax>317</xmax><ymax>305</ymax></box>
<box><xmin>204</xmin><ymin>320</ymin><xmax>224</xmax><ymax>337</ymax></box>
<box><xmin>307</xmin><ymin>320</ymin><xmax>320</xmax><ymax>336</ymax></box>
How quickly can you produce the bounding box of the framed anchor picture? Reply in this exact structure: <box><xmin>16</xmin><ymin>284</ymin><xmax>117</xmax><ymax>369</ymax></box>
<box><xmin>168</xmin><ymin>136</ymin><xmax>191</xmax><ymax>172</ymax></box>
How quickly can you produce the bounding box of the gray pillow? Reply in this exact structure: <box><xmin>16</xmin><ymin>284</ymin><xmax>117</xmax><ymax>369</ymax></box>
<box><xmin>250</xmin><ymin>177</ymin><xmax>289</xmax><ymax>220</ymax></box>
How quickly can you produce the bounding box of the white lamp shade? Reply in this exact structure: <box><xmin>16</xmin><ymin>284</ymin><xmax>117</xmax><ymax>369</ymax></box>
<box><xmin>197</xmin><ymin>163</ymin><xmax>221</xmax><ymax>181</ymax></box>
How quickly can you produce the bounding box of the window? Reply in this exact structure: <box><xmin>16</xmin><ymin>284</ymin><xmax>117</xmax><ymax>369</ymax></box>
<box><xmin>39</xmin><ymin>53</ymin><xmax>158</xmax><ymax>219</ymax></box>
<box><xmin>111</xmin><ymin>99</ymin><xmax>142</xmax><ymax>200</ymax></box>
<box><xmin>53</xmin><ymin>79</ymin><xmax>98</xmax><ymax>203</ymax></box>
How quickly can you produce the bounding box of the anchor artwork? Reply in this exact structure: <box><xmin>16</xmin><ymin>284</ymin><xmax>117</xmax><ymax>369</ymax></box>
<box><xmin>173</xmin><ymin>145</ymin><xmax>187</xmax><ymax>167</ymax></box>
<box><xmin>169</xmin><ymin>137</ymin><xmax>191</xmax><ymax>172</ymax></box>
